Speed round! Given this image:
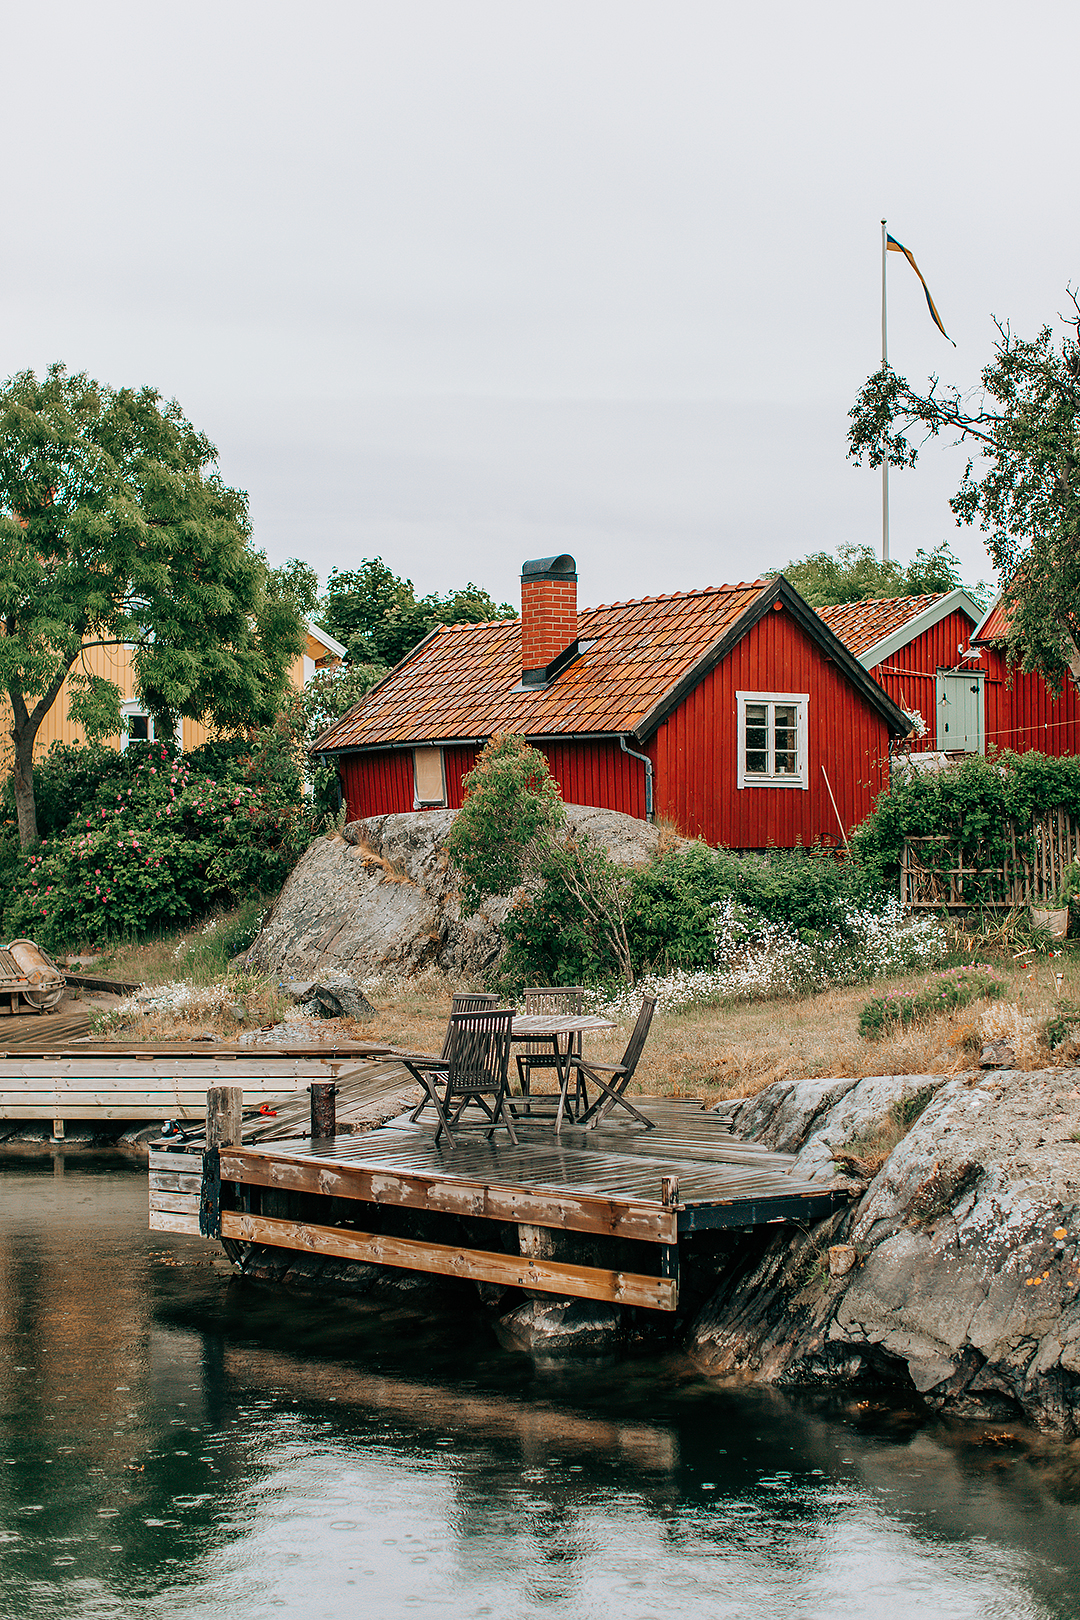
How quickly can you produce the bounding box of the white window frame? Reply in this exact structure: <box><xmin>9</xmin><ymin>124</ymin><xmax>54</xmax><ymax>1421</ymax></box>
<box><xmin>736</xmin><ymin>691</ymin><xmax>809</xmax><ymax>790</ymax></box>
<box><xmin>119</xmin><ymin>700</ymin><xmax>183</xmax><ymax>753</ymax></box>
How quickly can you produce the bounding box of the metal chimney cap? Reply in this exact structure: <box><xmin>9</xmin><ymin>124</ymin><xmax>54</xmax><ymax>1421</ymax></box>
<box><xmin>521</xmin><ymin>554</ymin><xmax>577</xmax><ymax>582</ymax></box>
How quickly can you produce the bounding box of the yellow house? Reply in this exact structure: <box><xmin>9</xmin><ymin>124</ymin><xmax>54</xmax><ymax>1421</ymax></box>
<box><xmin>2</xmin><ymin>621</ymin><xmax>346</xmax><ymax>764</ymax></box>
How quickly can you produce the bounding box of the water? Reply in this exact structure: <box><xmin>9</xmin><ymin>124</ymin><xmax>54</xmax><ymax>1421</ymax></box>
<box><xmin>2</xmin><ymin>1164</ymin><xmax>1080</xmax><ymax>1620</ymax></box>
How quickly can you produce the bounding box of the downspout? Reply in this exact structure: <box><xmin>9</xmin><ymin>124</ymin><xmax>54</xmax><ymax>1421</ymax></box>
<box><xmin>620</xmin><ymin>734</ymin><xmax>654</xmax><ymax>823</ymax></box>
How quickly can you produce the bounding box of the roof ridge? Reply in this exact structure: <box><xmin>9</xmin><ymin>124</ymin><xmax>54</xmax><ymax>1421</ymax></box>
<box><xmin>591</xmin><ymin>581</ymin><xmax>767</xmax><ymax>612</ymax></box>
<box><xmin>819</xmin><ymin>592</ymin><xmax>948</xmax><ymax>612</ymax></box>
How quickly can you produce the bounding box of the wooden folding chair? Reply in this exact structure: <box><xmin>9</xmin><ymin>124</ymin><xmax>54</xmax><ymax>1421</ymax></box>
<box><xmin>444</xmin><ymin>993</ymin><xmax>500</xmax><ymax>1056</ymax></box>
<box><xmin>515</xmin><ymin>985</ymin><xmax>585</xmax><ymax>1104</ymax></box>
<box><xmin>402</xmin><ymin>1007</ymin><xmax>517</xmax><ymax>1147</ymax></box>
<box><xmin>564</xmin><ymin>996</ymin><xmax>657</xmax><ymax>1129</ymax></box>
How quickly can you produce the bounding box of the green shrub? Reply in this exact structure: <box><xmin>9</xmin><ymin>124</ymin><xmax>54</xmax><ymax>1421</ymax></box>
<box><xmin>858</xmin><ymin>966</ymin><xmax>1004</xmax><ymax>1039</ymax></box>
<box><xmin>447</xmin><ymin>733</ymin><xmax>566</xmax><ymax>912</ymax></box>
<box><xmin>502</xmin><ymin>839</ymin><xmax>880</xmax><ymax>988</ymax></box>
<box><xmin>3</xmin><ymin>731</ymin><xmax>311</xmax><ymax>949</ymax></box>
<box><xmin>850</xmin><ymin>750</ymin><xmax>1080</xmax><ymax>899</ymax></box>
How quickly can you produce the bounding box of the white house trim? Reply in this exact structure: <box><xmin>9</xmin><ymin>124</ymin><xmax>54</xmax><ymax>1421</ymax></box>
<box><xmin>306</xmin><ymin>621</ymin><xmax>348</xmax><ymax>661</ymax></box>
<box><xmin>855</xmin><ymin>589</ymin><xmax>983</xmax><ymax>670</ymax></box>
<box><xmin>736</xmin><ymin>691</ymin><xmax>810</xmax><ymax>789</ymax></box>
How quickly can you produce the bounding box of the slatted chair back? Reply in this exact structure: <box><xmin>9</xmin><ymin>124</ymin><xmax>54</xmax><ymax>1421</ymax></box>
<box><xmin>443</xmin><ymin>1007</ymin><xmax>515</xmax><ymax>1103</ymax></box>
<box><xmin>617</xmin><ymin>995</ymin><xmax>657</xmax><ymax>1082</ymax></box>
<box><xmin>519</xmin><ymin>986</ymin><xmax>585</xmax><ymax>1064</ymax></box>
<box><xmin>442</xmin><ymin>993</ymin><xmax>500</xmax><ymax>1058</ymax></box>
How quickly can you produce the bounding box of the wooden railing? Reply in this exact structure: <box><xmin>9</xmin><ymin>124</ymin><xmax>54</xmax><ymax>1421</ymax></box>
<box><xmin>901</xmin><ymin>811</ymin><xmax>1080</xmax><ymax>910</ymax></box>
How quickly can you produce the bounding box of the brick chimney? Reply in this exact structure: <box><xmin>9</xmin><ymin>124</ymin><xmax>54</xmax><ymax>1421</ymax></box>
<box><xmin>520</xmin><ymin>554</ymin><xmax>578</xmax><ymax>687</ymax></box>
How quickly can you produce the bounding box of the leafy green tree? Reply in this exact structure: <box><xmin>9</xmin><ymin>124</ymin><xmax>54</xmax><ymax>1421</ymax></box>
<box><xmin>771</xmin><ymin>540</ymin><xmax>982</xmax><ymax>607</ymax></box>
<box><xmin>0</xmin><ymin>364</ymin><xmax>312</xmax><ymax>849</ymax></box>
<box><xmin>847</xmin><ymin>292</ymin><xmax>1080</xmax><ymax>691</ymax></box>
<box><xmin>446</xmin><ymin>733</ymin><xmax>565</xmax><ymax>911</ymax></box>
<box><xmin>321</xmin><ymin>558</ymin><xmax>516</xmax><ymax>668</ymax></box>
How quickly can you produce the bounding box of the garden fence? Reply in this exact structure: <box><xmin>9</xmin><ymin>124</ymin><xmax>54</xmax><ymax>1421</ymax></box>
<box><xmin>900</xmin><ymin>810</ymin><xmax>1080</xmax><ymax>910</ymax></box>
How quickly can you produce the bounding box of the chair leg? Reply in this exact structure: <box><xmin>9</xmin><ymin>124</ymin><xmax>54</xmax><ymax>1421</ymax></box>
<box><xmin>488</xmin><ymin>1087</ymin><xmax>518</xmax><ymax>1145</ymax></box>
<box><xmin>577</xmin><ymin>1068</ymin><xmax>655</xmax><ymax>1128</ymax></box>
<box><xmin>425</xmin><ymin>1080</ymin><xmax>456</xmax><ymax>1148</ymax></box>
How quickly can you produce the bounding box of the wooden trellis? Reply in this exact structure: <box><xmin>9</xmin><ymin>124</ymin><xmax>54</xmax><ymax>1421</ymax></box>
<box><xmin>901</xmin><ymin>811</ymin><xmax>1080</xmax><ymax>910</ymax></box>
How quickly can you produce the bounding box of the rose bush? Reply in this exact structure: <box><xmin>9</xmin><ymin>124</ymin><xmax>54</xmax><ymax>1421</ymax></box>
<box><xmin>3</xmin><ymin>733</ymin><xmax>312</xmax><ymax>949</ymax></box>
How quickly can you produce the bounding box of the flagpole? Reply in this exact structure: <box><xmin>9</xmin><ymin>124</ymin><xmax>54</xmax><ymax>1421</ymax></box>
<box><xmin>881</xmin><ymin>217</ymin><xmax>889</xmax><ymax>564</ymax></box>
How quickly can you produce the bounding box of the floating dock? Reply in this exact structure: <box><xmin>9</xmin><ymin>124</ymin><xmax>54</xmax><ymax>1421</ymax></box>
<box><xmin>150</xmin><ymin>1079</ymin><xmax>849</xmax><ymax>1313</ymax></box>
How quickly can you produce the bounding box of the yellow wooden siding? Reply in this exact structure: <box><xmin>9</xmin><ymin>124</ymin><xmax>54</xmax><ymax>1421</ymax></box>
<box><xmin>2</xmin><ymin>644</ymin><xmax>327</xmax><ymax>768</ymax></box>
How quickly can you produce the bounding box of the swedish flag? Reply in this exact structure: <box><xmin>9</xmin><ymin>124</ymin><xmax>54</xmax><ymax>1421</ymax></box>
<box><xmin>886</xmin><ymin>233</ymin><xmax>953</xmax><ymax>344</ymax></box>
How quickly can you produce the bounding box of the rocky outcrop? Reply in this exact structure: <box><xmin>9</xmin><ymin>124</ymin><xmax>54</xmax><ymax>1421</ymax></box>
<box><xmin>245</xmin><ymin>804</ymin><xmax>664</xmax><ymax>985</ymax></box>
<box><xmin>690</xmin><ymin>1067</ymin><xmax>1080</xmax><ymax>1434</ymax></box>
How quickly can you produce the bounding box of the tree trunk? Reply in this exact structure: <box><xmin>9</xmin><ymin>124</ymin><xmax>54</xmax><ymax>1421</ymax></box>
<box><xmin>11</xmin><ymin>718</ymin><xmax>39</xmax><ymax>850</ymax></box>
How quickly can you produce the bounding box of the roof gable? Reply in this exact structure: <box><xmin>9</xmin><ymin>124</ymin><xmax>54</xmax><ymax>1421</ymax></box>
<box><xmin>817</xmin><ymin>589</ymin><xmax>981</xmax><ymax>667</ymax></box>
<box><xmin>312</xmin><ymin>575</ymin><xmax>908</xmax><ymax>754</ymax></box>
<box><xmin>970</xmin><ymin>594</ymin><xmax>1010</xmax><ymax>644</ymax></box>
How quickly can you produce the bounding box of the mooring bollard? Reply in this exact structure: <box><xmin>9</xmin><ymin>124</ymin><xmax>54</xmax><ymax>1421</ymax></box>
<box><xmin>310</xmin><ymin>1081</ymin><xmax>338</xmax><ymax>1139</ymax></box>
<box><xmin>201</xmin><ymin>1085</ymin><xmax>242</xmax><ymax>1238</ymax></box>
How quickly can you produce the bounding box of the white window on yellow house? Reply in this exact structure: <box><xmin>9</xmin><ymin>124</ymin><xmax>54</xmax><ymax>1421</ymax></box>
<box><xmin>413</xmin><ymin>747</ymin><xmax>446</xmax><ymax>807</ymax></box>
<box><xmin>736</xmin><ymin>691</ymin><xmax>809</xmax><ymax>789</ymax></box>
<box><xmin>120</xmin><ymin>701</ymin><xmax>183</xmax><ymax>752</ymax></box>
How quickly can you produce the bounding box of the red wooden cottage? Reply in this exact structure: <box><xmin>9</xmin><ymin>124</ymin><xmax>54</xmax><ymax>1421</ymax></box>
<box><xmin>968</xmin><ymin>596</ymin><xmax>1080</xmax><ymax>758</ymax></box>
<box><xmin>819</xmin><ymin>588</ymin><xmax>1080</xmax><ymax>759</ymax></box>
<box><xmin>312</xmin><ymin>556</ymin><xmax>909</xmax><ymax>849</ymax></box>
<box><xmin>816</xmin><ymin>590</ymin><xmax>983</xmax><ymax>753</ymax></box>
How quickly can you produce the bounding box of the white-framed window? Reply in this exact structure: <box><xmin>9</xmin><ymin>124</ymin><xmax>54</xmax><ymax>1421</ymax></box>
<box><xmin>736</xmin><ymin>691</ymin><xmax>809</xmax><ymax>789</ymax></box>
<box><xmin>413</xmin><ymin>746</ymin><xmax>446</xmax><ymax>807</ymax></box>
<box><xmin>119</xmin><ymin>701</ymin><xmax>183</xmax><ymax>753</ymax></box>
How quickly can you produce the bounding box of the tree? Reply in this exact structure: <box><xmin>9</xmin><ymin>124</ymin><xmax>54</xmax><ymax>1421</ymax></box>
<box><xmin>321</xmin><ymin>558</ymin><xmax>516</xmax><ymax>668</ymax></box>
<box><xmin>0</xmin><ymin>364</ymin><xmax>311</xmax><ymax>849</ymax></box>
<box><xmin>770</xmin><ymin>540</ymin><xmax>979</xmax><ymax>608</ymax></box>
<box><xmin>847</xmin><ymin>291</ymin><xmax>1080</xmax><ymax>691</ymax></box>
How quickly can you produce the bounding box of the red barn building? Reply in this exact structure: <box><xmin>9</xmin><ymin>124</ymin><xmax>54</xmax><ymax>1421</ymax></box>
<box><xmin>313</xmin><ymin>556</ymin><xmax>909</xmax><ymax>848</ymax></box>
<box><xmin>817</xmin><ymin>590</ymin><xmax>983</xmax><ymax>752</ymax></box>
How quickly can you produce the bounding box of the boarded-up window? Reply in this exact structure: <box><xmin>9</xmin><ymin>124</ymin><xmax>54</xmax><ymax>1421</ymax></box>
<box><xmin>413</xmin><ymin>747</ymin><xmax>446</xmax><ymax>806</ymax></box>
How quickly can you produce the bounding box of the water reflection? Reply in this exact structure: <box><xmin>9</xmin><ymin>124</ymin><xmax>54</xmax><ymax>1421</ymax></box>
<box><xmin>2</xmin><ymin>1162</ymin><xmax>1080</xmax><ymax>1619</ymax></box>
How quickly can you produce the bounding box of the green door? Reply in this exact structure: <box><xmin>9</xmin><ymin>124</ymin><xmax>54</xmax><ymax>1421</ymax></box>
<box><xmin>936</xmin><ymin>670</ymin><xmax>984</xmax><ymax>753</ymax></box>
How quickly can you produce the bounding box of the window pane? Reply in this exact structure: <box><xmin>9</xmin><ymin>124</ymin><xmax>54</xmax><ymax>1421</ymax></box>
<box><xmin>745</xmin><ymin>703</ymin><xmax>768</xmax><ymax>774</ymax></box>
<box><xmin>773</xmin><ymin>704</ymin><xmax>797</xmax><ymax>774</ymax></box>
<box><xmin>129</xmin><ymin>715</ymin><xmax>150</xmax><ymax>741</ymax></box>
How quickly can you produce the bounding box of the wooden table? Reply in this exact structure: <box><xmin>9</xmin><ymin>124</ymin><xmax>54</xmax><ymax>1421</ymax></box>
<box><xmin>510</xmin><ymin>1012</ymin><xmax>615</xmax><ymax>1133</ymax></box>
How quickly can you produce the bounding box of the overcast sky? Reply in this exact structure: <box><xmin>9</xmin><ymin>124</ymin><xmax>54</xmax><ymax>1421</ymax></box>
<box><xmin>4</xmin><ymin>1</ymin><xmax>1078</xmax><ymax>611</ymax></box>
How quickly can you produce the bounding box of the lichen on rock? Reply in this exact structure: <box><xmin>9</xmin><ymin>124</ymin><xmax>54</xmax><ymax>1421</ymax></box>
<box><xmin>690</xmin><ymin>1068</ymin><xmax>1080</xmax><ymax>1434</ymax></box>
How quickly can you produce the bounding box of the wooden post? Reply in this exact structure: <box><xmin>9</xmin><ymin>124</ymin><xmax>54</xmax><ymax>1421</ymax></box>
<box><xmin>201</xmin><ymin>1085</ymin><xmax>242</xmax><ymax>1238</ymax></box>
<box><xmin>206</xmin><ymin>1085</ymin><xmax>243</xmax><ymax>1151</ymax></box>
<box><xmin>662</xmin><ymin>1175</ymin><xmax>679</xmax><ymax>1207</ymax></box>
<box><xmin>310</xmin><ymin>1081</ymin><xmax>338</xmax><ymax>1139</ymax></box>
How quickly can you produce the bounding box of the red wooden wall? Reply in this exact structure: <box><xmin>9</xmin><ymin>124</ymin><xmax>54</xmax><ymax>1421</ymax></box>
<box><xmin>865</xmin><ymin>607</ymin><xmax>977</xmax><ymax>751</ymax></box>
<box><xmin>649</xmin><ymin>604</ymin><xmax>890</xmax><ymax>847</ymax></box>
<box><xmin>339</xmin><ymin>737</ymin><xmax>647</xmax><ymax>823</ymax></box>
<box><xmin>337</xmin><ymin>605</ymin><xmax>891</xmax><ymax>848</ymax></box>
<box><xmin>981</xmin><ymin>647</ymin><xmax>1080</xmax><ymax>758</ymax></box>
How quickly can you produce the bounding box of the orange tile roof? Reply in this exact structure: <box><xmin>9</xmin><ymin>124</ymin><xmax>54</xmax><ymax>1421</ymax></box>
<box><xmin>970</xmin><ymin>596</ymin><xmax>1010</xmax><ymax>644</ymax></box>
<box><xmin>816</xmin><ymin>594</ymin><xmax>949</xmax><ymax>657</ymax></box>
<box><xmin>313</xmin><ymin>583</ymin><xmax>771</xmax><ymax>750</ymax></box>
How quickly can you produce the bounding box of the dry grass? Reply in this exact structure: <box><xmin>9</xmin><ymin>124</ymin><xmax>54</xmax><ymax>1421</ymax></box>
<box><xmin>83</xmin><ymin>905</ymin><xmax>1080</xmax><ymax>1095</ymax></box>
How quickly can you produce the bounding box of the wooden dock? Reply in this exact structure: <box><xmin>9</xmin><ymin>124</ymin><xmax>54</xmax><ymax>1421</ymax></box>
<box><xmin>150</xmin><ymin>1085</ymin><xmax>849</xmax><ymax>1314</ymax></box>
<box><xmin>0</xmin><ymin>1045</ymin><xmax>406</xmax><ymax>1129</ymax></box>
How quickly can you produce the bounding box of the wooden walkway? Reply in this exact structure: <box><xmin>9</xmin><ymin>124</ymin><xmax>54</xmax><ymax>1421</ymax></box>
<box><xmin>0</xmin><ymin>1047</ymin><xmax>408</xmax><ymax>1126</ymax></box>
<box><xmin>150</xmin><ymin>1089</ymin><xmax>848</xmax><ymax>1314</ymax></box>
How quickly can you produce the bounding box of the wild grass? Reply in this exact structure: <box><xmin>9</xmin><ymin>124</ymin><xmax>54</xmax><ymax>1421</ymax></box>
<box><xmin>84</xmin><ymin>907</ymin><xmax>1080</xmax><ymax>1094</ymax></box>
